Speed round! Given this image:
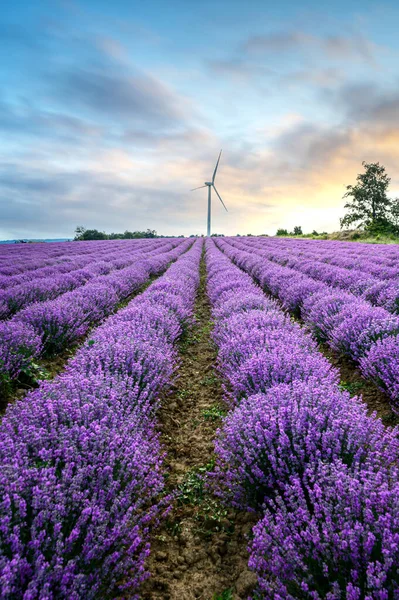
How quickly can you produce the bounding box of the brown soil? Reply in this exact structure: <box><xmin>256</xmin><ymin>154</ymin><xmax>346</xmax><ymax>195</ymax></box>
<box><xmin>142</xmin><ymin>255</ymin><xmax>256</xmax><ymax>600</ymax></box>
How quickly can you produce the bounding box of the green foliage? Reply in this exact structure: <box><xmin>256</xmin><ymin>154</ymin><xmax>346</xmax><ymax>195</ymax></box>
<box><xmin>178</xmin><ymin>461</ymin><xmax>215</xmax><ymax>505</ymax></box>
<box><xmin>74</xmin><ymin>226</ymin><xmax>160</xmax><ymax>241</ymax></box>
<box><xmin>176</xmin><ymin>388</ymin><xmax>190</xmax><ymax>400</ymax></box>
<box><xmin>200</xmin><ymin>374</ymin><xmax>218</xmax><ymax>386</ymax></box>
<box><xmin>340</xmin><ymin>162</ymin><xmax>399</xmax><ymax>234</ymax></box>
<box><xmin>213</xmin><ymin>590</ymin><xmax>233</xmax><ymax>600</ymax></box>
<box><xmin>202</xmin><ymin>405</ymin><xmax>226</xmax><ymax>421</ymax></box>
<box><xmin>292</xmin><ymin>225</ymin><xmax>303</xmax><ymax>235</ymax></box>
<box><xmin>20</xmin><ymin>361</ymin><xmax>51</xmax><ymax>383</ymax></box>
<box><xmin>276</xmin><ymin>228</ymin><xmax>288</xmax><ymax>236</ymax></box>
<box><xmin>0</xmin><ymin>370</ymin><xmax>12</xmax><ymax>401</ymax></box>
<box><xmin>74</xmin><ymin>226</ymin><xmax>108</xmax><ymax>241</ymax></box>
<box><xmin>339</xmin><ymin>381</ymin><xmax>364</xmax><ymax>396</ymax></box>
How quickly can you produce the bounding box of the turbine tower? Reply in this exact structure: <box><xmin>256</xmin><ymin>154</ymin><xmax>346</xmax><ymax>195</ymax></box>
<box><xmin>191</xmin><ymin>150</ymin><xmax>227</xmax><ymax>236</ymax></box>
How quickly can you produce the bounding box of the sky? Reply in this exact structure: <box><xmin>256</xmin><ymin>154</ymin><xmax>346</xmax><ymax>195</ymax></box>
<box><xmin>1</xmin><ymin>0</ymin><xmax>399</xmax><ymax>238</ymax></box>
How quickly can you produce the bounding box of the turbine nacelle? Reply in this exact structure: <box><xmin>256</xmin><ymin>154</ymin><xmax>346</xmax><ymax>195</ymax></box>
<box><xmin>205</xmin><ymin>182</ymin><xmax>212</xmax><ymax>186</ymax></box>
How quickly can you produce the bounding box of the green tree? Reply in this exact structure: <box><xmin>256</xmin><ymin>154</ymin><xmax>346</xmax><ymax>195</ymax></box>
<box><xmin>292</xmin><ymin>226</ymin><xmax>303</xmax><ymax>235</ymax></box>
<box><xmin>276</xmin><ymin>228</ymin><xmax>288</xmax><ymax>236</ymax></box>
<box><xmin>390</xmin><ymin>198</ymin><xmax>399</xmax><ymax>230</ymax></box>
<box><xmin>74</xmin><ymin>226</ymin><xmax>86</xmax><ymax>240</ymax></box>
<box><xmin>340</xmin><ymin>162</ymin><xmax>393</xmax><ymax>231</ymax></box>
<box><xmin>74</xmin><ymin>227</ymin><xmax>108</xmax><ymax>241</ymax></box>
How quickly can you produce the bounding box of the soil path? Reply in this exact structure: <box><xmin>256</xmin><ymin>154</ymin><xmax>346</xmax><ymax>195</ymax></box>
<box><xmin>142</xmin><ymin>254</ymin><xmax>256</xmax><ymax>600</ymax></box>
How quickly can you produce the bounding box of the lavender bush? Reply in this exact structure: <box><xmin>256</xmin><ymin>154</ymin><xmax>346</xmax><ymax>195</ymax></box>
<box><xmin>360</xmin><ymin>336</ymin><xmax>399</xmax><ymax>413</ymax></box>
<box><xmin>213</xmin><ymin>379</ymin><xmax>399</xmax><ymax>510</ymax></box>
<box><xmin>249</xmin><ymin>461</ymin><xmax>399</xmax><ymax>599</ymax></box>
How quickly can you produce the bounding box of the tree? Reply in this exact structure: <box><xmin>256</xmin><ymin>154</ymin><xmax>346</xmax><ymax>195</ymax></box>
<box><xmin>74</xmin><ymin>226</ymin><xmax>86</xmax><ymax>240</ymax></box>
<box><xmin>292</xmin><ymin>226</ymin><xmax>303</xmax><ymax>235</ymax></box>
<box><xmin>340</xmin><ymin>162</ymin><xmax>393</xmax><ymax>231</ymax></box>
<box><xmin>390</xmin><ymin>198</ymin><xmax>399</xmax><ymax>230</ymax></box>
<box><xmin>74</xmin><ymin>227</ymin><xmax>108</xmax><ymax>241</ymax></box>
<box><xmin>276</xmin><ymin>228</ymin><xmax>288</xmax><ymax>236</ymax></box>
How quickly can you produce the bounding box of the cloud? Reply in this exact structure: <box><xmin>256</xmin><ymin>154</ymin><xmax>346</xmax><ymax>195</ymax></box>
<box><xmin>330</xmin><ymin>83</ymin><xmax>399</xmax><ymax>125</ymax></box>
<box><xmin>243</xmin><ymin>30</ymin><xmax>378</xmax><ymax>65</ymax></box>
<box><xmin>286</xmin><ymin>67</ymin><xmax>344</xmax><ymax>87</ymax></box>
<box><xmin>55</xmin><ymin>68</ymin><xmax>190</xmax><ymax>128</ymax></box>
<box><xmin>207</xmin><ymin>58</ymin><xmax>275</xmax><ymax>81</ymax></box>
<box><xmin>0</xmin><ymin>158</ymin><xmax>211</xmax><ymax>239</ymax></box>
<box><xmin>0</xmin><ymin>99</ymin><xmax>102</xmax><ymax>141</ymax></box>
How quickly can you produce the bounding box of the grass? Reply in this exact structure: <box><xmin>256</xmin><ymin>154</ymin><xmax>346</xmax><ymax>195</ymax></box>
<box><xmin>275</xmin><ymin>231</ymin><xmax>399</xmax><ymax>244</ymax></box>
<box><xmin>178</xmin><ymin>462</ymin><xmax>215</xmax><ymax>505</ymax></box>
<box><xmin>202</xmin><ymin>406</ymin><xmax>226</xmax><ymax>421</ymax></box>
<box><xmin>200</xmin><ymin>374</ymin><xmax>219</xmax><ymax>386</ymax></box>
<box><xmin>176</xmin><ymin>387</ymin><xmax>190</xmax><ymax>400</ymax></box>
<box><xmin>177</xmin><ymin>461</ymin><xmax>232</xmax><ymax>537</ymax></box>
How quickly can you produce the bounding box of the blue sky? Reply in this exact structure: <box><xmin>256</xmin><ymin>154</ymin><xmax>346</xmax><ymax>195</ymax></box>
<box><xmin>1</xmin><ymin>0</ymin><xmax>399</xmax><ymax>238</ymax></box>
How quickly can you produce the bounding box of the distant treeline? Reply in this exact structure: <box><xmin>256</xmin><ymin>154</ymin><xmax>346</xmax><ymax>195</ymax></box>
<box><xmin>74</xmin><ymin>226</ymin><xmax>177</xmax><ymax>241</ymax></box>
<box><xmin>275</xmin><ymin>226</ymin><xmax>329</xmax><ymax>237</ymax></box>
<box><xmin>74</xmin><ymin>227</ymin><xmax>271</xmax><ymax>241</ymax></box>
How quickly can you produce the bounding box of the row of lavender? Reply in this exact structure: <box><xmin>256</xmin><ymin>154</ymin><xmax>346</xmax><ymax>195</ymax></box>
<box><xmin>0</xmin><ymin>239</ymin><xmax>202</xmax><ymax>599</ymax></box>
<box><xmin>0</xmin><ymin>240</ymin><xmax>179</xmax><ymax>318</ymax></box>
<box><xmin>216</xmin><ymin>238</ymin><xmax>399</xmax><ymax>412</ymax></box>
<box><xmin>0</xmin><ymin>239</ymin><xmax>170</xmax><ymax>290</ymax></box>
<box><xmin>254</xmin><ymin>236</ymin><xmax>399</xmax><ymax>276</ymax></box>
<box><xmin>0</xmin><ymin>240</ymin><xmax>191</xmax><ymax>388</ymax></box>
<box><xmin>233</xmin><ymin>237</ymin><xmax>399</xmax><ymax>312</ymax></box>
<box><xmin>206</xmin><ymin>239</ymin><xmax>399</xmax><ymax>598</ymax></box>
<box><xmin>0</xmin><ymin>239</ymin><xmax>152</xmax><ymax>275</ymax></box>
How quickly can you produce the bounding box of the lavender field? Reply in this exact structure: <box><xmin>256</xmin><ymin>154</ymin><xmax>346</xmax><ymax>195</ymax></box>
<box><xmin>1</xmin><ymin>237</ymin><xmax>399</xmax><ymax>599</ymax></box>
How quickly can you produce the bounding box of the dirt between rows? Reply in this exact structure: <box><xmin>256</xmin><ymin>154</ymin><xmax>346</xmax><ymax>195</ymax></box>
<box><xmin>142</xmin><ymin>257</ymin><xmax>257</xmax><ymax>600</ymax></box>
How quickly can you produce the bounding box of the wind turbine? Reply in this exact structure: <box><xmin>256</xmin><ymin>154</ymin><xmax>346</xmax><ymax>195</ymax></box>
<box><xmin>191</xmin><ymin>150</ymin><xmax>227</xmax><ymax>236</ymax></box>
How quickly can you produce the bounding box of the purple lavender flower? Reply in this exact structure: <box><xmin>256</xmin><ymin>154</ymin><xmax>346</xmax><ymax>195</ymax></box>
<box><xmin>0</xmin><ymin>321</ymin><xmax>43</xmax><ymax>379</ymax></box>
<box><xmin>360</xmin><ymin>336</ymin><xmax>399</xmax><ymax>413</ymax></box>
<box><xmin>249</xmin><ymin>460</ymin><xmax>399</xmax><ymax>599</ymax></box>
<box><xmin>213</xmin><ymin>379</ymin><xmax>399</xmax><ymax>509</ymax></box>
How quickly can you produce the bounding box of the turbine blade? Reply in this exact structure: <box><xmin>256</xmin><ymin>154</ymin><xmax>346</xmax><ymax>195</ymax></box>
<box><xmin>213</xmin><ymin>185</ymin><xmax>228</xmax><ymax>212</ymax></box>
<box><xmin>191</xmin><ymin>185</ymin><xmax>207</xmax><ymax>191</ymax></box>
<box><xmin>212</xmin><ymin>149</ymin><xmax>222</xmax><ymax>183</ymax></box>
